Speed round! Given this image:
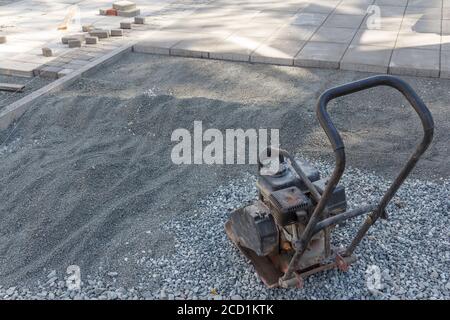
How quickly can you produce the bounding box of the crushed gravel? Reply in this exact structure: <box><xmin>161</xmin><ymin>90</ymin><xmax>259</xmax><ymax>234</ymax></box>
<box><xmin>1</xmin><ymin>158</ymin><xmax>448</xmax><ymax>300</ymax></box>
<box><xmin>1</xmin><ymin>53</ymin><xmax>449</xmax><ymax>300</ymax></box>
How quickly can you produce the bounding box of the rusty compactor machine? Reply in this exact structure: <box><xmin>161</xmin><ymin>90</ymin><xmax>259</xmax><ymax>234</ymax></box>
<box><xmin>225</xmin><ymin>75</ymin><xmax>434</xmax><ymax>288</ymax></box>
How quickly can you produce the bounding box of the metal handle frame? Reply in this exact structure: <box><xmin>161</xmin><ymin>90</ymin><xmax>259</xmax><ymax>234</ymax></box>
<box><xmin>281</xmin><ymin>75</ymin><xmax>434</xmax><ymax>283</ymax></box>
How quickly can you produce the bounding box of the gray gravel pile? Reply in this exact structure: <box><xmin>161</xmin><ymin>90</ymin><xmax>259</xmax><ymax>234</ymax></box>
<box><xmin>4</xmin><ymin>158</ymin><xmax>446</xmax><ymax>300</ymax></box>
<box><xmin>138</xmin><ymin>159</ymin><xmax>449</xmax><ymax>300</ymax></box>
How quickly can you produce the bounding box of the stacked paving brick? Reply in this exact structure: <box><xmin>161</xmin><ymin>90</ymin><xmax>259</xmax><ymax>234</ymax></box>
<box><xmin>99</xmin><ymin>1</ymin><xmax>140</xmax><ymax>17</ymax></box>
<box><xmin>42</xmin><ymin>48</ymin><xmax>52</xmax><ymax>57</ymax></box>
<box><xmin>85</xmin><ymin>36</ymin><xmax>98</xmax><ymax>44</ymax></box>
<box><xmin>61</xmin><ymin>34</ymin><xmax>85</xmax><ymax>44</ymax></box>
<box><xmin>60</xmin><ymin>28</ymin><xmax>112</xmax><ymax>49</ymax></box>
<box><xmin>89</xmin><ymin>29</ymin><xmax>110</xmax><ymax>39</ymax></box>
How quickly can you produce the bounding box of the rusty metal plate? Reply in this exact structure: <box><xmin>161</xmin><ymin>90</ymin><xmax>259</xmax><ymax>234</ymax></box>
<box><xmin>225</xmin><ymin>220</ymin><xmax>282</xmax><ymax>288</ymax></box>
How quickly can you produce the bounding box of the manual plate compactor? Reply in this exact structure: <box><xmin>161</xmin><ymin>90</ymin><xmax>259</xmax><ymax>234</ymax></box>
<box><xmin>225</xmin><ymin>75</ymin><xmax>434</xmax><ymax>288</ymax></box>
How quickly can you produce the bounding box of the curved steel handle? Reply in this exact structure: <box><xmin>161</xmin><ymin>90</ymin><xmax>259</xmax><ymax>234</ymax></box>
<box><xmin>314</xmin><ymin>75</ymin><xmax>434</xmax><ymax>256</ymax></box>
<box><xmin>315</xmin><ymin>75</ymin><xmax>434</xmax><ymax>218</ymax></box>
<box><xmin>282</xmin><ymin>75</ymin><xmax>434</xmax><ymax>282</ymax></box>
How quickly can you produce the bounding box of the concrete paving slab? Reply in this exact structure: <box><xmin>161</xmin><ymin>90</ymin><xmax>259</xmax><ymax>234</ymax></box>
<box><xmin>157</xmin><ymin>16</ymin><xmax>199</xmax><ymax>31</ymax></box>
<box><xmin>49</xmin><ymin>56</ymin><xmax>73</xmax><ymax>64</ymax></box>
<box><xmin>334</xmin><ymin>3</ymin><xmax>368</xmax><ymax>15</ymax></box>
<box><xmin>113</xmin><ymin>1</ymin><xmax>136</xmax><ymax>11</ymax></box>
<box><xmin>374</xmin><ymin>5</ymin><xmax>406</xmax><ymax>17</ymax></box>
<box><xmin>170</xmin><ymin>36</ymin><xmax>223</xmax><ymax>58</ymax></box>
<box><xmin>117</xmin><ymin>8</ymin><xmax>141</xmax><ymax>18</ymax></box>
<box><xmin>441</xmin><ymin>7</ymin><xmax>450</xmax><ymax>19</ymax></box>
<box><xmin>442</xmin><ymin>35</ymin><xmax>450</xmax><ymax>51</ymax></box>
<box><xmin>0</xmin><ymin>39</ymin><xmax>45</xmax><ymax>54</ymax></box>
<box><xmin>42</xmin><ymin>47</ymin><xmax>53</xmax><ymax>57</ymax></box>
<box><xmin>251</xmin><ymin>10</ymin><xmax>299</xmax><ymax>23</ymax></box>
<box><xmin>134</xmin><ymin>16</ymin><xmax>146</xmax><ymax>24</ymax></box>
<box><xmin>404</xmin><ymin>7</ymin><xmax>442</xmax><ymax>20</ymax></box>
<box><xmin>120</xmin><ymin>21</ymin><xmax>132</xmax><ymax>29</ymax></box>
<box><xmin>1</xmin><ymin>0</ymin><xmax>449</xmax><ymax>79</ymax></box>
<box><xmin>442</xmin><ymin>20</ymin><xmax>450</xmax><ymax>35</ymax></box>
<box><xmin>28</xmin><ymin>42</ymin><xmax>72</xmax><ymax>57</ymax></box>
<box><xmin>70</xmin><ymin>59</ymin><xmax>90</xmax><ymax>66</ymax></box>
<box><xmin>61</xmin><ymin>33</ymin><xmax>86</xmax><ymax>44</ymax></box>
<box><xmin>186</xmin><ymin>24</ymin><xmax>235</xmax><ymax>37</ymax></box>
<box><xmin>294</xmin><ymin>41</ymin><xmax>347</xmax><ymax>69</ymax></box>
<box><xmin>133</xmin><ymin>31</ymin><xmax>185</xmax><ymax>55</ymax></box>
<box><xmin>111</xmin><ymin>29</ymin><xmax>124</xmax><ymax>36</ymax></box>
<box><xmin>389</xmin><ymin>47</ymin><xmax>440</xmax><ymax>77</ymax></box>
<box><xmin>9</xmin><ymin>53</ymin><xmax>55</xmax><ymax>65</ymax></box>
<box><xmin>78</xmin><ymin>46</ymin><xmax>108</xmax><ymax>53</ymax></box>
<box><xmin>86</xmin><ymin>36</ymin><xmax>99</xmax><ymax>44</ymax></box>
<box><xmin>301</xmin><ymin>2</ymin><xmax>337</xmax><ymax>14</ymax></box>
<box><xmin>324</xmin><ymin>14</ymin><xmax>366</xmax><ymax>29</ymax></box>
<box><xmin>311</xmin><ymin>26</ymin><xmax>358</xmax><ymax>44</ymax></box>
<box><xmin>257</xmin><ymin>7</ymin><xmax>302</xmax><ymax>15</ymax></box>
<box><xmin>351</xmin><ymin>29</ymin><xmax>399</xmax><ymax>47</ymax></box>
<box><xmin>89</xmin><ymin>30</ymin><xmax>110</xmax><ymax>39</ymax></box>
<box><xmin>209</xmin><ymin>35</ymin><xmax>265</xmax><ymax>62</ymax></box>
<box><xmin>68</xmin><ymin>39</ymin><xmax>82</xmax><ymax>48</ymax></box>
<box><xmin>396</xmin><ymin>31</ymin><xmax>441</xmax><ymax>51</ymax></box>
<box><xmin>341</xmin><ymin>44</ymin><xmax>392</xmax><ymax>73</ymax></box>
<box><xmin>360</xmin><ymin>16</ymin><xmax>403</xmax><ymax>31</ymax></box>
<box><xmin>8</xmin><ymin>29</ymin><xmax>61</xmax><ymax>42</ymax></box>
<box><xmin>441</xmin><ymin>50</ymin><xmax>450</xmax><ymax>79</ymax></box>
<box><xmin>401</xmin><ymin>18</ymin><xmax>441</xmax><ymax>34</ymax></box>
<box><xmin>42</xmin><ymin>60</ymin><xmax>65</xmax><ymax>68</ymax></box>
<box><xmin>230</xmin><ymin>23</ymin><xmax>283</xmax><ymax>38</ymax></box>
<box><xmin>0</xmin><ymin>60</ymin><xmax>40</xmax><ymax>77</ymax></box>
<box><xmin>62</xmin><ymin>62</ymin><xmax>89</xmax><ymax>70</ymax></box>
<box><xmin>0</xmin><ymin>0</ymin><xmax>146</xmax><ymax>77</ymax></box>
<box><xmin>270</xmin><ymin>24</ymin><xmax>318</xmax><ymax>42</ymax></box>
<box><xmin>407</xmin><ymin>0</ymin><xmax>442</xmax><ymax>8</ymax></box>
<box><xmin>39</xmin><ymin>65</ymin><xmax>62</xmax><ymax>79</ymax></box>
<box><xmin>251</xmin><ymin>38</ymin><xmax>305</xmax><ymax>66</ymax></box>
<box><xmin>290</xmin><ymin>12</ymin><xmax>329</xmax><ymax>26</ymax></box>
<box><xmin>375</xmin><ymin>0</ymin><xmax>407</xmax><ymax>6</ymax></box>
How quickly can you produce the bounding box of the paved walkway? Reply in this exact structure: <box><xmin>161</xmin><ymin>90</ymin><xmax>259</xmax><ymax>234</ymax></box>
<box><xmin>1</xmin><ymin>0</ymin><xmax>450</xmax><ymax>80</ymax></box>
<box><xmin>0</xmin><ymin>0</ymin><xmax>193</xmax><ymax>78</ymax></box>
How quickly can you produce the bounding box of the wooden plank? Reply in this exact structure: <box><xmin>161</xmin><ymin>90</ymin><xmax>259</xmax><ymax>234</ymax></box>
<box><xmin>0</xmin><ymin>83</ymin><xmax>25</xmax><ymax>92</ymax></box>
